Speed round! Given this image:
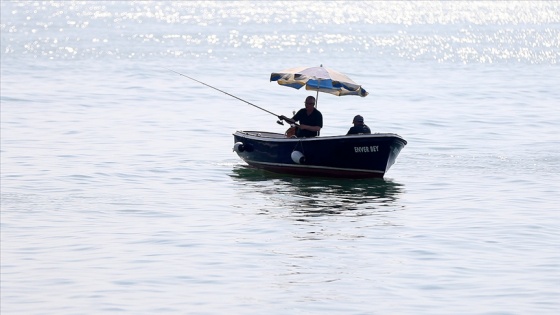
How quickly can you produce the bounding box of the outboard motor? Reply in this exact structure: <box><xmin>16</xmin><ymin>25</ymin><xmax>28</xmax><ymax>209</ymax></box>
<box><xmin>233</xmin><ymin>142</ymin><xmax>245</xmax><ymax>153</ymax></box>
<box><xmin>291</xmin><ymin>150</ymin><xmax>305</xmax><ymax>164</ymax></box>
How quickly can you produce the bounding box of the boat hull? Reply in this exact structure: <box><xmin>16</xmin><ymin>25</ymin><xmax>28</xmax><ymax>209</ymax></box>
<box><xmin>232</xmin><ymin>131</ymin><xmax>407</xmax><ymax>178</ymax></box>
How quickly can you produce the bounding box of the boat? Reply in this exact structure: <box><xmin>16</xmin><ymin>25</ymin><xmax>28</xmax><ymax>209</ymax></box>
<box><xmin>232</xmin><ymin>130</ymin><xmax>407</xmax><ymax>178</ymax></box>
<box><xmin>167</xmin><ymin>66</ymin><xmax>407</xmax><ymax>178</ymax></box>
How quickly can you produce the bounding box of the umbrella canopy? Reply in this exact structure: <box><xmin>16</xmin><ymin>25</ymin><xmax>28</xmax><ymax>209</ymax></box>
<box><xmin>270</xmin><ymin>65</ymin><xmax>368</xmax><ymax>97</ymax></box>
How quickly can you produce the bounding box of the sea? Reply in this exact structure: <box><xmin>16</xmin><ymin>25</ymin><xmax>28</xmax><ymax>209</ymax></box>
<box><xmin>1</xmin><ymin>1</ymin><xmax>559</xmax><ymax>314</ymax></box>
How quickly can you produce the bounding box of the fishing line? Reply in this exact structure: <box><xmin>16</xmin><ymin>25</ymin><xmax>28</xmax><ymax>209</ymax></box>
<box><xmin>165</xmin><ymin>68</ymin><xmax>289</xmax><ymax>124</ymax></box>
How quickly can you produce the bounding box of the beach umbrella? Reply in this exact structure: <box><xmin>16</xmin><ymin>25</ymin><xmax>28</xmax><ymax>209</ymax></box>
<box><xmin>270</xmin><ymin>65</ymin><xmax>368</xmax><ymax>105</ymax></box>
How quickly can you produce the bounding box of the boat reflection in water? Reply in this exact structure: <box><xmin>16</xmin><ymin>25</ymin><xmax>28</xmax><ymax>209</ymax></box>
<box><xmin>229</xmin><ymin>165</ymin><xmax>405</xmax><ymax>218</ymax></box>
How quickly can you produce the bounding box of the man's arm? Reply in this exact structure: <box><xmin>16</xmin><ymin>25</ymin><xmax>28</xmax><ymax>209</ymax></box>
<box><xmin>299</xmin><ymin>124</ymin><xmax>321</xmax><ymax>132</ymax></box>
<box><xmin>278</xmin><ymin>115</ymin><xmax>296</xmax><ymax>125</ymax></box>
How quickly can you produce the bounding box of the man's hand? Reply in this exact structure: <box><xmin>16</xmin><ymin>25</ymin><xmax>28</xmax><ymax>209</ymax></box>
<box><xmin>278</xmin><ymin>115</ymin><xmax>295</xmax><ymax>124</ymax></box>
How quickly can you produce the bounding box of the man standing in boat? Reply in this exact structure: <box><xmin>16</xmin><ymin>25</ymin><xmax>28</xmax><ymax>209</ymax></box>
<box><xmin>279</xmin><ymin>96</ymin><xmax>323</xmax><ymax>138</ymax></box>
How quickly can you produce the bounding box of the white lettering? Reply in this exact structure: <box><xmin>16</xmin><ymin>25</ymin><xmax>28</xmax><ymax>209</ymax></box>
<box><xmin>354</xmin><ymin>146</ymin><xmax>379</xmax><ymax>153</ymax></box>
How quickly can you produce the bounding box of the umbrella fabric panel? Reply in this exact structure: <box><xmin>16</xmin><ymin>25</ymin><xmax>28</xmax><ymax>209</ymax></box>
<box><xmin>270</xmin><ymin>66</ymin><xmax>309</xmax><ymax>90</ymax></box>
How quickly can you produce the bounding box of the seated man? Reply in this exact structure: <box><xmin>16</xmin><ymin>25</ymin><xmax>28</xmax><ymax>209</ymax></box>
<box><xmin>347</xmin><ymin>115</ymin><xmax>371</xmax><ymax>135</ymax></box>
<box><xmin>279</xmin><ymin>96</ymin><xmax>323</xmax><ymax>138</ymax></box>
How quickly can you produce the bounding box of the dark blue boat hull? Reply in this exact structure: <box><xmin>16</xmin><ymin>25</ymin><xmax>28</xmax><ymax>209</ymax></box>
<box><xmin>233</xmin><ymin>131</ymin><xmax>407</xmax><ymax>178</ymax></box>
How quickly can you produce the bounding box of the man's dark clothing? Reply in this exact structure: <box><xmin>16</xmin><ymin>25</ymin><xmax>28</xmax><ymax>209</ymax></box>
<box><xmin>347</xmin><ymin>124</ymin><xmax>371</xmax><ymax>135</ymax></box>
<box><xmin>292</xmin><ymin>108</ymin><xmax>323</xmax><ymax>138</ymax></box>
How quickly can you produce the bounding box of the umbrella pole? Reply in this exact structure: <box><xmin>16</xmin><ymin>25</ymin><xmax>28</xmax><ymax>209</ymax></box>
<box><xmin>315</xmin><ymin>78</ymin><xmax>320</xmax><ymax>107</ymax></box>
<box><xmin>316</xmin><ymin>79</ymin><xmax>320</xmax><ymax>136</ymax></box>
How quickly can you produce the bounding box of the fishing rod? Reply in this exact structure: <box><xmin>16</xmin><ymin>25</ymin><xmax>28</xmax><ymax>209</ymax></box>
<box><xmin>165</xmin><ymin>68</ymin><xmax>295</xmax><ymax>125</ymax></box>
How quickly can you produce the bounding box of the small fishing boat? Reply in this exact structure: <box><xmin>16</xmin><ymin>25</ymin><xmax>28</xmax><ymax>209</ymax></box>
<box><xmin>168</xmin><ymin>65</ymin><xmax>407</xmax><ymax>178</ymax></box>
<box><xmin>232</xmin><ymin>131</ymin><xmax>406</xmax><ymax>178</ymax></box>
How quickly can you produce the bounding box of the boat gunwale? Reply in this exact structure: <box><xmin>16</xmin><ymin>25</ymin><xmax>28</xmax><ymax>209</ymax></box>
<box><xmin>233</xmin><ymin>130</ymin><xmax>408</xmax><ymax>144</ymax></box>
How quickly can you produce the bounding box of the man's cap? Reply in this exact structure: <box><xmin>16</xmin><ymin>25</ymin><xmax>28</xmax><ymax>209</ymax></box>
<box><xmin>353</xmin><ymin>115</ymin><xmax>364</xmax><ymax>123</ymax></box>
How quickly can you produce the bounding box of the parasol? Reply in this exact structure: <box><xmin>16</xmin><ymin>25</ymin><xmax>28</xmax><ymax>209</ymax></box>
<box><xmin>270</xmin><ymin>65</ymin><xmax>368</xmax><ymax>105</ymax></box>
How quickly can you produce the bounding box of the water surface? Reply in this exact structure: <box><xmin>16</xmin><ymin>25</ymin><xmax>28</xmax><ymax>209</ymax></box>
<box><xmin>1</xmin><ymin>2</ymin><xmax>559</xmax><ymax>314</ymax></box>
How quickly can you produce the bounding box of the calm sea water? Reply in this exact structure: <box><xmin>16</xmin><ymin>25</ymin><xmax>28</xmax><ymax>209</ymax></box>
<box><xmin>1</xmin><ymin>2</ymin><xmax>559</xmax><ymax>314</ymax></box>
